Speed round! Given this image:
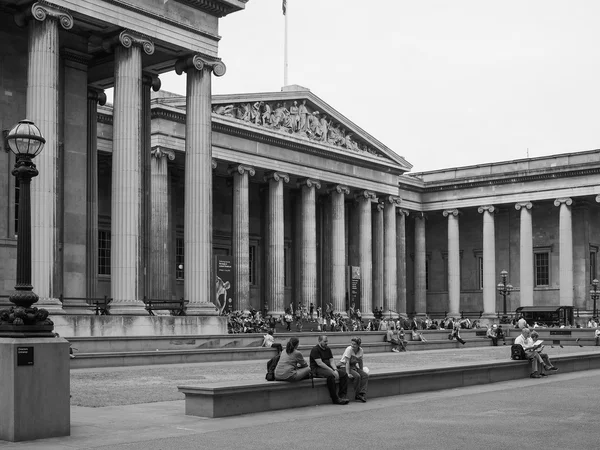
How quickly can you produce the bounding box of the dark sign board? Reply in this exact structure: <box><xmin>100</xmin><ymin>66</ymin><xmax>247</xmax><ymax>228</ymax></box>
<box><xmin>549</xmin><ymin>330</ymin><xmax>572</xmax><ymax>336</ymax></box>
<box><xmin>215</xmin><ymin>255</ymin><xmax>234</xmax><ymax>314</ymax></box>
<box><xmin>347</xmin><ymin>266</ymin><xmax>361</xmax><ymax>308</ymax></box>
<box><xmin>17</xmin><ymin>346</ymin><xmax>34</xmax><ymax>366</ymax></box>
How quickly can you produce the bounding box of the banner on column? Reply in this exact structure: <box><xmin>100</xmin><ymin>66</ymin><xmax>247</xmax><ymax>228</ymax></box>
<box><xmin>347</xmin><ymin>266</ymin><xmax>361</xmax><ymax>310</ymax></box>
<box><xmin>215</xmin><ymin>255</ymin><xmax>234</xmax><ymax>315</ymax></box>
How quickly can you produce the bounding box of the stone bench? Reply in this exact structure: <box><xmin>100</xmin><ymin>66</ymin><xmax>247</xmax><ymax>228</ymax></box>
<box><xmin>177</xmin><ymin>352</ymin><xmax>600</xmax><ymax>418</ymax></box>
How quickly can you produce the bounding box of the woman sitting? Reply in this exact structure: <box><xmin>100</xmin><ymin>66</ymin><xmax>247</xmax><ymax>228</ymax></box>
<box><xmin>274</xmin><ymin>337</ymin><xmax>311</xmax><ymax>381</ymax></box>
<box><xmin>339</xmin><ymin>337</ymin><xmax>369</xmax><ymax>402</ymax></box>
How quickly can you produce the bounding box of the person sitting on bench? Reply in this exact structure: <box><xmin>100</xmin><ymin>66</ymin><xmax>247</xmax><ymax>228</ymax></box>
<box><xmin>262</xmin><ymin>331</ymin><xmax>283</xmax><ymax>354</ymax></box>
<box><xmin>274</xmin><ymin>337</ymin><xmax>310</xmax><ymax>381</ymax></box>
<box><xmin>530</xmin><ymin>331</ymin><xmax>558</xmax><ymax>373</ymax></box>
<box><xmin>514</xmin><ymin>328</ymin><xmax>552</xmax><ymax>378</ymax></box>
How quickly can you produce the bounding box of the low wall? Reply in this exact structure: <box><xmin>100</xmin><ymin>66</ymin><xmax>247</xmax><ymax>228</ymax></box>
<box><xmin>51</xmin><ymin>315</ymin><xmax>227</xmax><ymax>337</ymax></box>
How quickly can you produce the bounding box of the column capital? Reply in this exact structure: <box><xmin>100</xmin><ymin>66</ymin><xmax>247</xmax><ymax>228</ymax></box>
<box><xmin>16</xmin><ymin>2</ymin><xmax>74</xmax><ymax>29</ymax></box>
<box><xmin>397</xmin><ymin>208</ymin><xmax>410</xmax><ymax>217</ymax></box>
<box><xmin>477</xmin><ymin>205</ymin><xmax>495</xmax><ymax>214</ymax></box>
<box><xmin>595</xmin><ymin>194</ymin><xmax>600</xmax><ymax>204</ymax></box>
<box><xmin>264</xmin><ymin>171</ymin><xmax>289</xmax><ymax>183</ymax></box>
<box><xmin>515</xmin><ymin>202</ymin><xmax>532</xmax><ymax>211</ymax></box>
<box><xmin>175</xmin><ymin>54</ymin><xmax>226</xmax><ymax>77</ymax></box>
<box><xmin>142</xmin><ymin>73</ymin><xmax>161</xmax><ymax>92</ymax></box>
<box><xmin>227</xmin><ymin>164</ymin><xmax>256</xmax><ymax>177</ymax></box>
<box><xmin>554</xmin><ymin>197</ymin><xmax>573</xmax><ymax>207</ymax></box>
<box><xmin>376</xmin><ymin>202</ymin><xmax>385</xmax><ymax>212</ymax></box>
<box><xmin>102</xmin><ymin>30</ymin><xmax>155</xmax><ymax>55</ymax></box>
<box><xmin>443</xmin><ymin>208</ymin><xmax>460</xmax><ymax>217</ymax></box>
<box><xmin>150</xmin><ymin>146</ymin><xmax>175</xmax><ymax>161</ymax></box>
<box><xmin>327</xmin><ymin>184</ymin><xmax>350</xmax><ymax>195</ymax></box>
<box><xmin>354</xmin><ymin>190</ymin><xmax>377</xmax><ymax>202</ymax></box>
<box><xmin>297</xmin><ymin>178</ymin><xmax>321</xmax><ymax>189</ymax></box>
<box><xmin>87</xmin><ymin>88</ymin><xmax>107</xmax><ymax>106</ymax></box>
<box><xmin>382</xmin><ymin>195</ymin><xmax>402</xmax><ymax>206</ymax></box>
<box><xmin>212</xmin><ymin>159</ymin><xmax>218</xmax><ymax>170</ymax></box>
<box><xmin>414</xmin><ymin>212</ymin><xmax>427</xmax><ymax>220</ymax></box>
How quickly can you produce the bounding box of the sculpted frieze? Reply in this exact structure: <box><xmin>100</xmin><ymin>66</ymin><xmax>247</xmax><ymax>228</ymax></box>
<box><xmin>212</xmin><ymin>99</ymin><xmax>383</xmax><ymax>157</ymax></box>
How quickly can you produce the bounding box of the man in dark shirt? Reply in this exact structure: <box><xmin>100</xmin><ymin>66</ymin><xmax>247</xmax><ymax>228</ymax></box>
<box><xmin>310</xmin><ymin>335</ymin><xmax>349</xmax><ymax>405</ymax></box>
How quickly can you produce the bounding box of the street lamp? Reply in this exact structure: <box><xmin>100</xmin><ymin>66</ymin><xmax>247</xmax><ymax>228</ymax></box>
<box><xmin>590</xmin><ymin>279</ymin><xmax>599</xmax><ymax>319</ymax></box>
<box><xmin>497</xmin><ymin>269</ymin><xmax>513</xmax><ymax>322</ymax></box>
<box><xmin>0</xmin><ymin>119</ymin><xmax>53</xmax><ymax>335</ymax></box>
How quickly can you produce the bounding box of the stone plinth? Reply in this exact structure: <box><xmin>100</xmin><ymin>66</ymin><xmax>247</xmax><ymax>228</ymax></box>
<box><xmin>0</xmin><ymin>337</ymin><xmax>70</xmax><ymax>442</ymax></box>
<box><xmin>51</xmin><ymin>314</ymin><xmax>227</xmax><ymax>337</ymax></box>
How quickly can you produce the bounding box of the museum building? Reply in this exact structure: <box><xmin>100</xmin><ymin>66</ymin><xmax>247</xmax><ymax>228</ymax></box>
<box><xmin>1</xmin><ymin>0</ymin><xmax>600</xmax><ymax>325</ymax></box>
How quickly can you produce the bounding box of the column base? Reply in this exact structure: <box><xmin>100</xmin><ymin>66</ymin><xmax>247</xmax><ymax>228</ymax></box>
<box><xmin>186</xmin><ymin>303</ymin><xmax>219</xmax><ymax>316</ymax></box>
<box><xmin>36</xmin><ymin>297</ymin><xmax>65</xmax><ymax>314</ymax></box>
<box><xmin>109</xmin><ymin>301</ymin><xmax>147</xmax><ymax>315</ymax></box>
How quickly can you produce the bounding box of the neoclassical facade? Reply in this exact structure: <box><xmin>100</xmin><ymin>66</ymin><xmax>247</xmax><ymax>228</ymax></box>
<box><xmin>1</xmin><ymin>1</ymin><xmax>600</xmax><ymax>323</ymax></box>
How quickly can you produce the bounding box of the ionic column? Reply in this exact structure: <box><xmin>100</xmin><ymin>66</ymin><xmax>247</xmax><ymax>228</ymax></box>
<box><xmin>86</xmin><ymin>88</ymin><xmax>106</xmax><ymax>300</ymax></box>
<box><xmin>329</xmin><ymin>185</ymin><xmax>349</xmax><ymax>315</ymax></box>
<box><xmin>298</xmin><ymin>179</ymin><xmax>320</xmax><ymax>309</ymax></box>
<box><xmin>443</xmin><ymin>209</ymin><xmax>461</xmax><ymax>316</ymax></box>
<box><xmin>149</xmin><ymin>147</ymin><xmax>174</xmax><ymax>301</ymax></box>
<box><xmin>108</xmin><ymin>31</ymin><xmax>154</xmax><ymax>314</ymax></box>
<box><xmin>25</xmin><ymin>3</ymin><xmax>73</xmax><ymax>311</ymax></box>
<box><xmin>356</xmin><ymin>190</ymin><xmax>377</xmax><ymax>318</ymax></box>
<box><xmin>396</xmin><ymin>209</ymin><xmax>409</xmax><ymax>316</ymax></box>
<box><xmin>555</xmin><ymin>198</ymin><xmax>574</xmax><ymax>307</ymax></box>
<box><xmin>478</xmin><ymin>205</ymin><xmax>496</xmax><ymax>315</ymax></box>
<box><xmin>383</xmin><ymin>197</ymin><xmax>400</xmax><ymax>317</ymax></box>
<box><xmin>175</xmin><ymin>54</ymin><xmax>226</xmax><ymax>315</ymax></box>
<box><xmin>265</xmin><ymin>172</ymin><xmax>289</xmax><ymax>315</ymax></box>
<box><xmin>515</xmin><ymin>202</ymin><xmax>533</xmax><ymax>307</ymax></box>
<box><xmin>373</xmin><ymin>202</ymin><xmax>384</xmax><ymax>314</ymax></box>
<box><xmin>229</xmin><ymin>164</ymin><xmax>255</xmax><ymax>310</ymax></box>
<box><xmin>414</xmin><ymin>213</ymin><xmax>427</xmax><ymax>316</ymax></box>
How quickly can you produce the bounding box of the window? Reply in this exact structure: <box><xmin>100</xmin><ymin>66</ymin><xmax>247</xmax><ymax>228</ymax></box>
<box><xmin>478</xmin><ymin>256</ymin><xmax>484</xmax><ymax>290</ymax></box>
<box><xmin>249</xmin><ymin>244</ymin><xmax>256</xmax><ymax>285</ymax></box>
<box><xmin>535</xmin><ymin>252</ymin><xmax>549</xmax><ymax>287</ymax></box>
<box><xmin>590</xmin><ymin>247</ymin><xmax>598</xmax><ymax>284</ymax></box>
<box><xmin>14</xmin><ymin>178</ymin><xmax>19</xmax><ymax>236</ymax></box>
<box><xmin>425</xmin><ymin>259</ymin><xmax>429</xmax><ymax>290</ymax></box>
<box><xmin>98</xmin><ymin>230</ymin><xmax>111</xmax><ymax>275</ymax></box>
<box><xmin>176</xmin><ymin>238</ymin><xmax>184</xmax><ymax>280</ymax></box>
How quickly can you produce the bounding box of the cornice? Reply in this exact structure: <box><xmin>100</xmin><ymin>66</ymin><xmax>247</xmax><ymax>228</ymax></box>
<box><xmin>175</xmin><ymin>0</ymin><xmax>245</xmax><ymax>17</ymax></box>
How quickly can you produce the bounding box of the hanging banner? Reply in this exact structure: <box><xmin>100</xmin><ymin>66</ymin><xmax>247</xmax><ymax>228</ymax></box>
<box><xmin>215</xmin><ymin>255</ymin><xmax>234</xmax><ymax>314</ymax></box>
<box><xmin>347</xmin><ymin>266</ymin><xmax>361</xmax><ymax>309</ymax></box>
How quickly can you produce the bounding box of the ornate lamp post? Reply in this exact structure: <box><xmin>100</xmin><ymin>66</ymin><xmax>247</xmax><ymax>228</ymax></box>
<box><xmin>590</xmin><ymin>279</ymin><xmax>599</xmax><ymax>319</ymax></box>
<box><xmin>497</xmin><ymin>270</ymin><xmax>513</xmax><ymax>322</ymax></box>
<box><xmin>0</xmin><ymin>119</ymin><xmax>53</xmax><ymax>336</ymax></box>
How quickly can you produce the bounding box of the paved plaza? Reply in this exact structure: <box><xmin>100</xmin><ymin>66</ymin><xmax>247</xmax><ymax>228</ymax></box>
<box><xmin>1</xmin><ymin>346</ymin><xmax>599</xmax><ymax>449</ymax></box>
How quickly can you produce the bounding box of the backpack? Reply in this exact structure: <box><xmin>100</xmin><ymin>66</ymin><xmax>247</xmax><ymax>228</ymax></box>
<box><xmin>265</xmin><ymin>354</ymin><xmax>281</xmax><ymax>381</ymax></box>
<box><xmin>510</xmin><ymin>344</ymin><xmax>527</xmax><ymax>360</ymax></box>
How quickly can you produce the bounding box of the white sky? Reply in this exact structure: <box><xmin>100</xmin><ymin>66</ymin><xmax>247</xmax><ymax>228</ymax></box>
<box><xmin>158</xmin><ymin>0</ymin><xmax>600</xmax><ymax>173</ymax></box>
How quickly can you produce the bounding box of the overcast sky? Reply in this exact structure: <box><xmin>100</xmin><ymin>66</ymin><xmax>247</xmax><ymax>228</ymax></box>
<box><xmin>158</xmin><ymin>0</ymin><xmax>600</xmax><ymax>173</ymax></box>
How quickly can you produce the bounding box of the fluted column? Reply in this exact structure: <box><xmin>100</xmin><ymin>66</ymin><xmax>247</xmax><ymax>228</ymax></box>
<box><xmin>265</xmin><ymin>172</ymin><xmax>289</xmax><ymax>315</ymax></box>
<box><xmin>329</xmin><ymin>185</ymin><xmax>349</xmax><ymax>315</ymax></box>
<box><xmin>298</xmin><ymin>179</ymin><xmax>320</xmax><ymax>308</ymax></box>
<box><xmin>443</xmin><ymin>209</ymin><xmax>461</xmax><ymax>316</ymax></box>
<box><xmin>478</xmin><ymin>205</ymin><xmax>496</xmax><ymax>315</ymax></box>
<box><xmin>383</xmin><ymin>197</ymin><xmax>399</xmax><ymax>317</ymax></box>
<box><xmin>396</xmin><ymin>209</ymin><xmax>409</xmax><ymax>316</ymax></box>
<box><xmin>149</xmin><ymin>147</ymin><xmax>174</xmax><ymax>301</ymax></box>
<box><xmin>515</xmin><ymin>202</ymin><xmax>533</xmax><ymax>307</ymax></box>
<box><xmin>555</xmin><ymin>198</ymin><xmax>574</xmax><ymax>307</ymax></box>
<box><xmin>356</xmin><ymin>190</ymin><xmax>376</xmax><ymax>318</ymax></box>
<box><xmin>229</xmin><ymin>164</ymin><xmax>255</xmax><ymax>310</ymax></box>
<box><xmin>373</xmin><ymin>202</ymin><xmax>384</xmax><ymax>315</ymax></box>
<box><xmin>107</xmin><ymin>31</ymin><xmax>154</xmax><ymax>313</ymax></box>
<box><xmin>175</xmin><ymin>54</ymin><xmax>226</xmax><ymax>314</ymax></box>
<box><xmin>414</xmin><ymin>213</ymin><xmax>427</xmax><ymax>316</ymax></box>
<box><xmin>25</xmin><ymin>3</ymin><xmax>73</xmax><ymax>311</ymax></box>
<box><xmin>86</xmin><ymin>88</ymin><xmax>106</xmax><ymax>300</ymax></box>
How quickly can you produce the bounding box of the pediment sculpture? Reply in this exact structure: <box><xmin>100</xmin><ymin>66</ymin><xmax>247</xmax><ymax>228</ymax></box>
<box><xmin>212</xmin><ymin>100</ymin><xmax>383</xmax><ymax>157</ymax></box>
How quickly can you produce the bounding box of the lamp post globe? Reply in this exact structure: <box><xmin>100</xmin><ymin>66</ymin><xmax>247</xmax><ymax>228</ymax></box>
<box><xmin>0</xmin><ymin>119</ymin><xmax>54</xmax><ymax>335</ymax></box>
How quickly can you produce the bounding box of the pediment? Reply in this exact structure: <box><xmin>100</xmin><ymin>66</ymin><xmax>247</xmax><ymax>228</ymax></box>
<box><xmin>210</xmin><ymin>86</ymin><xmax>412</xmax><ymax>172</ymax></box>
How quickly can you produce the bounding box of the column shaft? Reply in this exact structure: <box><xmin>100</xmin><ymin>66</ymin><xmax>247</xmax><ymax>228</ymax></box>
<box><xmin>231</xmin><ymin>166</ymin><xmax>254</xmax><ymax>310</ymax></box>
<box><xmin>330</xmin><ymin>187</ymin><xmax>347</xmax><ymax>315</ymax></box>
<box><xmin>184</xmin><ymin>67</ymin><xmax>216</xmax><ymax>314</ymax></box>
<box><xmin>481</xmin><ymin>207</ymin><xmax>496</xmax><ymax>314</ymax></box>
<box><xmin>445</xmin><ymin>210</ymin><xmax>460</xmax><ymax>316</ymax></box>
<box><xmin>396</xmin><ymin>210</ymin><xmax>408</xmax><ymax>316</ymax></box>
<box><xmin>372</xmin><ymin>204</ymin><xmax>384</xmax><ymax>313</ymax></box>
<box><xmin>266</xmin><ymin>174</ymin><xmax>288</xmax><ymax>315</ymax></box>
<box><xmin>556</xmin><ymin>199</ymin><xmax>574</xmax><ymax>306</ymax></box>
<box><xmin>516</xmin><ymin>203</ymin><xmax>533</xmax><ymax>307</ymax></box>
<box><xmin>110</xmin><ymin>45</ymin><xmax>144</xmax><ymax>313</ymax></box>
<box><xmin>414</xmin><ymin>214</ymin><xmax>427</xmax><ymax>315</ymax></box>
<box><xmin>357</xmin><ymin>193</ymin><xmax>374</xmax><ymax>317</ymax></box>
<box><xmin>299</xmin><ymin>181</ymin><xmax>318</xmax><ymax>307</ymax></box>
<box><xmin>28</xmin><ymin>17</ymin><xmax>62</xmax><ymax>310</ymax></box>
<box><xmin>383</xmin><ymin>201</ymin><xmax>397</xmax><ymax>316</ymax></box>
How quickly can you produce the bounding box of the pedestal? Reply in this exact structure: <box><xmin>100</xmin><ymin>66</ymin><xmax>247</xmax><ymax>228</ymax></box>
<box><xmin>0</xmin><ymin>337</ymin><xmax>70</xmax><ymax>442</ymax></box>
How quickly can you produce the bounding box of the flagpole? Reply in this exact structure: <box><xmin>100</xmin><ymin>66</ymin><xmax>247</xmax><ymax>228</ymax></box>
<box><xmin>284</xmin><ymin>0</ymin><xmax>288</xmax><ymax>87</ymax></box>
